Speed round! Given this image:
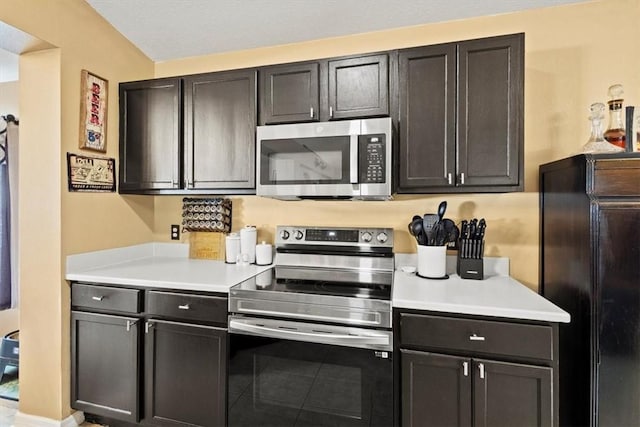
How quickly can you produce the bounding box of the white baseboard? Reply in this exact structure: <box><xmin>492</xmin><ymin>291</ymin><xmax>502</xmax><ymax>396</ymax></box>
<box><xmin>12</xmin><ymin>410</ymin><xmax>84</xmax><ymax>427</ymax></box>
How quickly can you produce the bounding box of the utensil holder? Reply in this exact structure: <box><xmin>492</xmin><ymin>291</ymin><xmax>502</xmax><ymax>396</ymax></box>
<box><xmin>457</xmin><ymin>239</ymin><xmax>484</xmax><ymax>280</ymax></box>
<box><xmin>417</xmin><ymin>245</ymin><xmax>448</xmax><ymax>279</ymax></box>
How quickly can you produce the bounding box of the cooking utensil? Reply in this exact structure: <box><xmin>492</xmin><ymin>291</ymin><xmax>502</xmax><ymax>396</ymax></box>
<box><xmin>442</xmin><ymin>219</ymin><xmax>459</xmax><ymax>244</ymax></box>
<box><xmin>437</xmin><ymin>201</ymin><xmax>447</xmax><ymax>222</ymax></box>
<box><xmin>409</xmin><ymin>217</ymin><xmax>426</xmax><ymax>246</ymax></box>
<box><xmin>423</xmin><ymin>214</ymin><xmax>439</xmax><ymax>245</ymax></box>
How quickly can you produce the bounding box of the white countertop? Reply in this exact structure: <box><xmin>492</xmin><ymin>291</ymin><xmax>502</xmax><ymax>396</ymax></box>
<box><xmin>66</xmin><ymin>244</ymin><xmax>569</xmax><ymax>323</ymax></box>
<box><xmin>66</xmin><ymin>243</ymin><xmax>271</xmax><ymax>293</ymax></box>
<box><xmin>393</xmin><ymin>254</ymin><xmax>570</xmax><ymax>323</ymax></box>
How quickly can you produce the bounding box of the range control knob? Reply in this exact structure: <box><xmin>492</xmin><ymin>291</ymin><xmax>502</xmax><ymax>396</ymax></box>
<box><xmin>294</xmin><ymin>230</ymin><xmax>304</xmax><ymax>240</ymax></box>
<box><xmin>376</xmin><ymin>232</ymin><xmax>388</xmax><ymax>244</ymax></box>
<box><xmin>361</xmin><ymin>232</ymin><xmax>373</xmax><ymax>243</ymax></box>
<box><xmin>280</xmin><ymin>230</ymin><xmax>290</xmax><ymax>240</ymax></box>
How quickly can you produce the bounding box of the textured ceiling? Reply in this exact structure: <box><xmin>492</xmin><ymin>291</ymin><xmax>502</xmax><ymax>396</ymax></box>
<box><xmin>86</xmin><ymin>0</ymin><xmax>591</xmax><ymax>62</ymax></box>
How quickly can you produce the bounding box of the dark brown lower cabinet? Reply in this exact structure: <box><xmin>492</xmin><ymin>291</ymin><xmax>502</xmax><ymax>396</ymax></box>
<box><xmin>145</xmin><ymin>320</ymin><xmax>226</xmax><ymax>427</ymax></box>
<box><xmin>71</xmin><ymin>283</ymin><xmax>228</xmax><ymax>426</ymax></box>
<box><xmin>397</xmin><ymin>311</ymin><xmax>559</xmax><ymax>427</ymax></box>
<box><xmin>71</xmin><ymin>311</ymin><xmax>141</xmax><ymax>423</ymax></box>
<box><xmin>401</xmin><ymin>350</ymin><xmax>552</xmax><ymax>427</ymax></box>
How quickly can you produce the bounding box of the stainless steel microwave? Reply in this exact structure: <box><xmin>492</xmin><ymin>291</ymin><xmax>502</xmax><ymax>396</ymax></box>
<box><xmin>256</xmin><ymin>117</ymin><xmax>392</xmax><ymax>200</ymax></box>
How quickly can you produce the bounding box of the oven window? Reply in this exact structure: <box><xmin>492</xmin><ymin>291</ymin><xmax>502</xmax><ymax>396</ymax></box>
<box><xmin>228</xmin><ymin>335</ymin><xmax>393</xmax><ymax>426</ymax></box>
<box><xmin>260</xmin><ymin>136</ymin><xmax>350</xmax><ymax>185</ymax></box>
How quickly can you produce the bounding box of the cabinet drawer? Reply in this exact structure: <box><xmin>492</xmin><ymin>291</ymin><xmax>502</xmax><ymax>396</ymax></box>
<box><xmin>146</xmin><ymin>291</ymin><xmax>227</xmax><ymax>325</ymax></box>
<box><xmin>593</xmin><ymin>159</ymin><xmax>640</xmax><ymax>196</ymax></box>
<box><xmin>71</xmin><ymin>283</ymin><xmax>142</xmax><ymax>314</ymax></box>
<box><xmin>400</xmin><ymin>313</ymin><xmax>553</xmax><ymax>361</ymax></box>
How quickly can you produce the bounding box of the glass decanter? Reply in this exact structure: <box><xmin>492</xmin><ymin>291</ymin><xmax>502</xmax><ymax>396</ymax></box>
<box><xmin>583</xmin><ymin>102</ymin><xmax>623</xmax><ymax>153</ymax></box>
<box><xmin>604</xmin><ymin>84</ymin><xmax>626</xmax><ymax>149</ymax></box>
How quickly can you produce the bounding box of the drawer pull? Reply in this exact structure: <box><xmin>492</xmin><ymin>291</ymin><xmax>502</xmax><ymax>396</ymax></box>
<box><xmin>92</xmin><ymin>296</ymin><xmax>104</xmax><ymax>301</ymax></box>
<box><xmin>469</xmin><ymin>334</ymin><xmax>485</xmax><ymax>341</ymax></box>
<box><xmin>310</xmin><ymin>107</ymin><xmax>314</xmax><ymax>118</ymax></box>
<box><xmin>145</xmin><ymin>321</ymin><xmax>154</xmax><ymax>334</ymax></box>
<box><xmin>178</xmin><ymin>304</ymin><xmax>190</xmax><ymax>310</ymax></box>
<box><xmin>478</xmin><ymin>362</ymin><xmax>485</xmax><ymax>379</ymax></box>
<box><xmin>463</xmin><ymin>361</ymin><xmax>469</xmax><ymax>377</ymax></box>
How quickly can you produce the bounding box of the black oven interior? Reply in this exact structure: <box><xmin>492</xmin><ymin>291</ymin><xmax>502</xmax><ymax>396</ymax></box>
<box><xmin>228</xmin><ymin>335</ymin><xmax>393</xmax><ymax>427</ymax></box>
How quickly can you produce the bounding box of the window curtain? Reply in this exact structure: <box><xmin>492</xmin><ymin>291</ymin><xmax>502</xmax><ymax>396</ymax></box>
<box><xmin>0</xmin><ymin>115</ymin><xmax>18</xmax><ymax>310</ymax></box>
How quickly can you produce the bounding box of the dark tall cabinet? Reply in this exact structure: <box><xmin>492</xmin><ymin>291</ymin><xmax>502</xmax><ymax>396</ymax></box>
<box><xmin>540</xmin><ymin>153</ymin><xmax>640</xmax><ymax>427</ymax></box>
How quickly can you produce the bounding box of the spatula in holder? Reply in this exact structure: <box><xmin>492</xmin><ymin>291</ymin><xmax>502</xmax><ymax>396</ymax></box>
<box><xmin>457</xmin><ymin>238</ymin><xmax>484</xmax><ymax>280</ymax></box>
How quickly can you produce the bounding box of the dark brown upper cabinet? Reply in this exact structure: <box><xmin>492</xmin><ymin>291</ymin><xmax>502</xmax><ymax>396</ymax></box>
<box><xmin>328</xmin><ymin>53</ymin><xmax>389</xmax><ymax>120</ymax></box>
<box><xmin>119</xmin><ymin>69</ymin><xmax>257</xmax><ymax>195</ymax></box>
<box><xmin>398</xmin><ymin>33</ymin><xmax>524</xmax><ymax>193</ymax></box>
<box><xmin>258</xmin><ymin>52</ymin><xmax>389</xmax><ymax>124</ymax></box>
<box><xmin>184</xmin><ymin>69</ymin><xmax>257</xmax><ymax>191</ymax></box>
<box><xmin>260</xmin><ymin>62</ymin><xmax>320</xmax><ymax>124</ymax></box>
<box><xmin>119</xmin><ymin>78</ymin><xmax>182</xmax><ymax>192</ymax></box>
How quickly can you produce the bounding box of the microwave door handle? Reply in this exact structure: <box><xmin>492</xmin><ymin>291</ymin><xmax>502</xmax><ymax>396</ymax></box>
<box><xmin>350</xmin><ymin>135</ymin><xmax>359</xmax><ymax>184</ymax></box>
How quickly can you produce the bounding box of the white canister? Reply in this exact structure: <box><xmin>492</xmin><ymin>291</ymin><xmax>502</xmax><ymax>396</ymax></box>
<box><xmin>225</xmin><ymin>233</ymin><xmax>240</xmax><ymax>263</ymax></box>
<box><xmin>255</xmin><ymin>241</ymin><xmax>273</xmax><ymax>265</ymax></box>
<box><xmin>240</xmin><ymin>225</ymin><xmax>257</xmax><ymax>264</ymax></box>
<box><xmin>417</xmin><ymin>245</ymin><xmax>447</xmax><ymax>279</ymax></box>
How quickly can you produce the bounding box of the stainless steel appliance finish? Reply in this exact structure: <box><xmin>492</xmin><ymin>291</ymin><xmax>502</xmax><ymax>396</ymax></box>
<box><xmin>229</xmin><ymin>226</ymin><xmax>395</xmax><ymax>337</ymax></box>
<box><xmin>228</xmin><ymin>226</ymin><xmax>395</xmax><ymax>426</ymax></box>
<box><xmin>256</xmin><ymin>118</ymin><xmax>393</xmax><ymax>200</ymax></box>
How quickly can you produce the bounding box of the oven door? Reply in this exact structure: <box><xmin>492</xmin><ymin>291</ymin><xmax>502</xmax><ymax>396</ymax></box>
<box><xmin>228</xmin><ymin>317</ymin><xmax>394</xmax><ymax>427</ymax></box>
<box><xmin>256</xmin><ymin>121</ymin><xmax>360</xmax><ymax>199</ymax></box>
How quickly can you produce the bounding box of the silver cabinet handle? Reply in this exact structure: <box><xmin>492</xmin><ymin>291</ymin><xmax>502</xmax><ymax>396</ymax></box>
<box><xmin>310</xmin><ymin>107</ymin><xmax>314</xmax><ymax>118</ymax></box>
<box><xmin>460</xmin><ymin>172</ymin><xmax>465</xmax><ymax>185</ymax></box>
<box><xmin>329</xmin><ymin>106</ymin><xmax>334</xmax><ymax>118</ymax></box>
<box><xmin>469</xmin><ymin>334</ymin><xmax>485</xmax><ymax>341</ymax></box>
<box><xmin>463</xmin><ymin>361</ymin><xmax>469</xmax><ymax>377</ymax></box>
<box><xmin>178</xmin><ymin>304</ymin><xmax>190</xmax><ymax>310</ymax></box>
<box><xmin>478</xmin><ymin>362</ymin><xmax>485</xmax><ymax>379</ymax></box>
<box><xmin>145</xmin><ymin>321</ymin><xmax>154</xmax><ymax>334</ymax></box>
<box><xmin>92</xmin><ymin>296</ymin><xmax>104</xmax><ymax>301</ymax></box>
<box><xmin>126</xmin><ymin>320</ymin><xmax>138</xmax><ymax>332</ymax></box>
<box><xmin>448</xmin><ymin>173</ymin><xmax>452</xmax><ymax>185</ymax></box>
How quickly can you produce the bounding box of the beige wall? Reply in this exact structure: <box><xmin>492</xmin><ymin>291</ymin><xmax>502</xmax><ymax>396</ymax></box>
<box><xmin>154</xmin><ymin>0</ymin><xmax>640</xmax><ymax>291</ymax></box>
<box><xmin>0</xmin><ymin>80</ymin><xmax>18</xmax><ymax>116</ymax></box>
<box><xmin>0</xmin><ymin>0</ymin><xmax>638</xmax><ymax>422</ymax></box>
<box><xmin>1</xmin><ymin>0</ymin><xmax>154</xmax><ymax>420</ymax></box>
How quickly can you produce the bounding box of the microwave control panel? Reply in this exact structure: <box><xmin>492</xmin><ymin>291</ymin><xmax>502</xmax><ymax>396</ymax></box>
<box><xmin>359</xmin><ymin>134</ymin><xmax>386</xmax><ymax>183</ymax></box>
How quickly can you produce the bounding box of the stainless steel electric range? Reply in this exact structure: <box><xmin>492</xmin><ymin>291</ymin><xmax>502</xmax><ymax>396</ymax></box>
<box><xmin>228</xmin><ymin>225</ymin><xmax>394</xmax><ymax>427</ymax></box>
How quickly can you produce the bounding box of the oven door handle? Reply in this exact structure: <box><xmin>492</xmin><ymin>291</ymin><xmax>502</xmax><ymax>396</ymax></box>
<box><xmin>229</xmin><ymin>318</ymin><xmax>390</xmax><ymax>348</ymax></box>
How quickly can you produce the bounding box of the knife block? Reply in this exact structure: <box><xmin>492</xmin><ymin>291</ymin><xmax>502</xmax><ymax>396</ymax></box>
<box><xmin>457</xmin><ymin>239</ymin><xmax>484</xmax><ymax>280</ymax></box>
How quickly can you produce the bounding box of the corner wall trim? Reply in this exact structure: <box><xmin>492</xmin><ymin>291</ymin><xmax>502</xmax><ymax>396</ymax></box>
<box><xmin>13</xmin><ymin>410</ymin><xmax>84</xmax><ymax>427</ymax></box>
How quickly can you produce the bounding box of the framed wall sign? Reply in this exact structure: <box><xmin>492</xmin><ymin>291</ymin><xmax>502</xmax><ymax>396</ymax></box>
<box><xmin>79</xmin><ymin>69</ymin><xmax>108</xmax><ymax>152</ymax></box>
<box><xmin>67</xmin><ymin>152</ymin><xmax>116</xmax><ymax>192</ymax></box>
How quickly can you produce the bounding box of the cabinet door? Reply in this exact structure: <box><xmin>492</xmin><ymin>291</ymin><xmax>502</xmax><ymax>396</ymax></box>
<box><xmin>119</xmin><ymin>78</ymin><xmax>182</xmax><ymax>192</ymax></box>
<box><xmin>596</xmin><ymin>204</ymin><xmax>640</xmax><ymax>427</ymax></box>
<box><xmin>473</xmin><ymin>359</ymin><xmax>552</xmax><ymax>427</ymax></box>
<box><xmin>184</xmin><ymin>69</ymin><xmax>257</xmax><ymax>191</ymax></box>
<box><xmin>260</xmin><ymin>62</ymin><xmax>320</xmax><ymax>124</ymax></box>
<box><xmin>328</xmin><ymin>53</ymin><xmax>389</xmax><ymax>120</ymax></box>
<box><xmin>145</xmin><ymin>320</ymin><xmax>227</xmax><ymax>427</ymax></box>
<box><xmin>398</xmin><ymin>44</ymin><xmax>456</xmax><ymax>190</ymax></box>
<box><xmin>71</xmin><ymin>311</ymin><xmax>140</xmax><ymax>422</ymax></box>
<box><xmin>401</xmin><ymin>349</ymin><xmax>471</xmax><ymax>427</ymax></box>
<box><xmin>457</xmin><ymin>33</ymin><xmax>523</xmax><ymax>189</ymax></box>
